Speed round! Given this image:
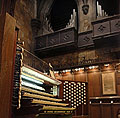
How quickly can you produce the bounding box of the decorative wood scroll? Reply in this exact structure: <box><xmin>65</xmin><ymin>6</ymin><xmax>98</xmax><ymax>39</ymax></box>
<box><xmin>102</xmin><ymin>72</ymin><xmax>116</xmax><ymax>95</ymax></box>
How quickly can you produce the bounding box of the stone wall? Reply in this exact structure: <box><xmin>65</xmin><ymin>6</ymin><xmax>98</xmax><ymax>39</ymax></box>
<box><xmin>14</xmin><ymin>0</ymin><xmax>35</xmax><ymax>52</ymax></box>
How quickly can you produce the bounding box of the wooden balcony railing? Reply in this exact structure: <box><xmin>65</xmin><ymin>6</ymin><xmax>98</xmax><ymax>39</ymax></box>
<box><xmin>92</xmin><ymin>14</ymin><xmax>120</xmax><ymax>39</ymax></box>
<box><xmin>34</xmin><ymin>14</ymin><xmax>120</xmax><ymax>58</ymax></box>
<box><xmin>78</xmin><ymin>30</ymin><xmax>94</xmax><ymax>48</ymax></box>
<box><xmin>34</xmin><ymin>27</ymin><xmax>77</xmax><ymax>57</ymax></box>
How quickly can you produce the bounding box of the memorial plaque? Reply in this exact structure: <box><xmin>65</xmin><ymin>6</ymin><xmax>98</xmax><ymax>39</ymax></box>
<box><xmin>102</xmin><ymin>72</ymin><xmax>116</xmax><ymax>95</ymax></box>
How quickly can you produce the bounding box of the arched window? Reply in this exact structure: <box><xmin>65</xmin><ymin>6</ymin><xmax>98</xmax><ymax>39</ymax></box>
<box><xmin>48</xmin><ymin>0</ymin><xmax>78</xmax><ymax>31</ymax></box>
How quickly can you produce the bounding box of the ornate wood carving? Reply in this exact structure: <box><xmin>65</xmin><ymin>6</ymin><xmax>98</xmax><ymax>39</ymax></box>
<box><xmin>35</xmin><ymin>27</ymin><xmax>77</xmax><ymax>57</ymax></box>
<box><xmin>97</xmin><ymin>25</ymin><xmax>106</xmax><ymax>32</ymax></box>
<box><xmin>92</xmin><ymin>14</ymin><xmax>120</xmax><ymax>39</ymax></box>
<box><xmin>48</xmin><ymin>33</ymin><xmax>59</xmax><ymax>46</ymax></box>
<box><xmin>36</xmin><ymin>36</ymin><xmax>46</xmax><ymax>49</ymax></box>
<box><xmin>78</xmin><ymin>30</ymin><xmax>93</xmax><ymax>48</ymax></box>
<box><xmin>92</xmin><ymin>20</ymin><xmax>110</xmax><ymax>38</ymax></box>
<box><xmin>111</xmin><ymin>16</ymin><xmax>120</xmax><ymax>34</ymax></box>
<box><xmin>115</xmin><ymin>21</ymin><xmax>120</xmax><ymax>29</ymax></box>
<box><xmin>83</xmin><ymin>36</ymin><xmax>90</xmax><ymax>42</ymax></box>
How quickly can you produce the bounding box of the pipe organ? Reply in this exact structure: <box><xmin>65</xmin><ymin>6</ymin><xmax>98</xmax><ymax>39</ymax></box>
<box><xmin>96</xmin><ymin>1</ymin><xmax>108</xmax><ymax>18</ymax></box>
<box><xmin>59</xmin><ymin>80</ymin><xmax>88</xmax><ymax>116</ymax></box>
<box><xmin>65</xmin><ymin>9</ymin><xmax>77</xmax><ymax>30</ymax></box>
<box><xmin>43</xmin><ymin>9</ymin><xmax>77</xmax><ymax>35</ymax></box>
<box><xmin>12</xmin><ymin>44</ymin><xmax>76</xmax><ymax>118</ymax></box>
<box><xmin>43</xmin><ymin>17</ymin><xmax>54</xmax><ymax>35</ymax></box>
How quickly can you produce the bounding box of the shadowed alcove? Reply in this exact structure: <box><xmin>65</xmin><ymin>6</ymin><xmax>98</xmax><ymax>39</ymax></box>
<box><xmin>48</xmin><ymin>0</ymin><xmax>78</xmax><ymax>31</ymax></box>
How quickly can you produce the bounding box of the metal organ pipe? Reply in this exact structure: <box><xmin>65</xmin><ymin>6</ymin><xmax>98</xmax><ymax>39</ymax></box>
<box><xmin>65</xmin><ymin>9</ymin><xmax>77</xmax><ymax>30</ymax></box>
<box><xmin>97</xmin><ymin>1</ymin><xmax>108</xmax><ymax>18</ymax></box>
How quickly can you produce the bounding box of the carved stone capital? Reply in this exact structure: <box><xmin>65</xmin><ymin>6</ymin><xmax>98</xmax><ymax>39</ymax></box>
<box><xmin>31</xmin><ymin>19</ymin><xmax>41</xmax><ymax>37</ymax></box>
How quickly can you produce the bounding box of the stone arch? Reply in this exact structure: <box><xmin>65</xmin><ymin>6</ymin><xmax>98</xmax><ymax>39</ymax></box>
<box><xmin>38</xmin><ymin>0</ymin><xmax>79</xmax><ymax>31</ymax></box>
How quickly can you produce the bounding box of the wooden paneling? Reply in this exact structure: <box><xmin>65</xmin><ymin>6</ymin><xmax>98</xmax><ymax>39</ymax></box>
<box><xmin>88</xmin><ymin>72</ymin><xmax>101</xmax><ymax>97</ymax></box>
<box><xmin>0</xmin><ymin>13</ymin><xmax>16</xmax><ymax>118</ymax></box>
<box><xmin>78</xmin><ymin>30</ymin><xmax>93</xmax><ymax>48</ymax></box>
<box><xmin>90</xmin><ymin>96</ymin><xmax>120</xmax><ymax>118</ymax></box>
<box><xmin>35</xmin><ymin>36</ymin><xmax>47</xmax><ymax>49</ymax></box>
<box><xmin>56</xmin><ymin>72</ymin><xmax>87</xmax><ymax>82</ymax></box>
<box><xmin>48</xmin><ymin>32</ymin><xmax>59</xmax><ymax>46</ymax></box>
<box><xmin>74</xmin><ymin>72</ymin><xmax>86</xmax><ymax>82</ymax></box>
<box><xmin>35</xmin><ymin>27</ymin><xmax>76</xmax><ymax>50</ymax></box>
<box><xmin>111</xmin><ymin>16</ymin><xmax>120</xmax><ymax>34</ymax></box>
<box><xmin>90</xmin><ymin>105</ymin><xmax>101</xmax><ymax>118</ymax></box>
<box><xmin>112</xmin><ymin>104</ymin><xmax>120</xmax><ymax>118</ymax></box>
<box><xmin>61</xmin><ymin>72</ymin><xmax>73</xmax><ymax>81</ymax></box>
<box><xmin>35</xmin><ymin>27</ymin><xmax>77</xmax><ymax>58</ymax></box>
<box><xmin>92</xmin><ymin>15</ymin><xmax>120</xmax><ymax>39</ymax></box>
<box><xmin>101</xmin><ymin>105</ymin><xmax>111</xmax><ymax>118</ymax></box>
<box><xmin>0</xmin><ymin>0</ymin><xmax>15</xmax><ymax>69</ymax></box>
<box><xmin>93</xmin><ymin>20</ymin><xmax>110</xmax><ymax>37</ymax></box>
<box><xmin>60</xmin><ymin>28</ymin><xmax>74</xmax><ymax>43</ymax></box>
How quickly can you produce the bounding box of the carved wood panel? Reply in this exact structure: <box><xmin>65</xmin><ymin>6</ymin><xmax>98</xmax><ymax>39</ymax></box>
<box><xmin>93</xmin><ymin>21</ymin><xmax>110</xmax><ymax>37</ymax></box>
<box><xmin>111</xmin><ymin>18</ymin><xmax>120</xmax><ymax>34</ymax></box>
<box><xmin>35</xmin><ymin>27</ymin><xmax>76</xmax><ymax>52</ymax></box>
<box><xmin>36</xmin><ymin>36</ymin><xmax>47</xmax><ymax>49</ymax></box>
<box><xmin>60</xmin><ymin>29</ymin><xmax>74</xmax><ymax>43</ymax></box>
<box><xmin>78</xmin><ymin>30</ymin><xmax>93</xmax><ymax>48</ymax></box>
<box><xmin>48</xmin><ymin>32</ymin><xmax>59</xmax><ymax>46</ymax></box>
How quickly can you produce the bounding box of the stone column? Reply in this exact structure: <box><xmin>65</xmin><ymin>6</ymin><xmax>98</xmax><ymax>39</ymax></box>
<box><xmin>31</xmin><ymin>18</ymin><xmax>41</xmax><ymax>37</ymax></box>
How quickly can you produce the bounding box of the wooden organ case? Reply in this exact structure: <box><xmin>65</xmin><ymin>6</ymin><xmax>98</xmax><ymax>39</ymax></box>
<box><xmin>12</xmin><ymin>44</ymin><xmax>75</xmax><ymax>118</ymax></box>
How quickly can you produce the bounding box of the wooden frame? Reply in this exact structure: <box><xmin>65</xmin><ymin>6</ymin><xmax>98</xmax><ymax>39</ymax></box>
<box><xmin>102</xmin><ymin>72</ymin><xmax>116</xmax><ymax>95</ymax></box>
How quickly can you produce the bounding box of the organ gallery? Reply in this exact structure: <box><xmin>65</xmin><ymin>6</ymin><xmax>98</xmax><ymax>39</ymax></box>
<box><xmin>0</xmin><ymin>0</ymin><xmax>120</xmax><ymax>118</ymax></box>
